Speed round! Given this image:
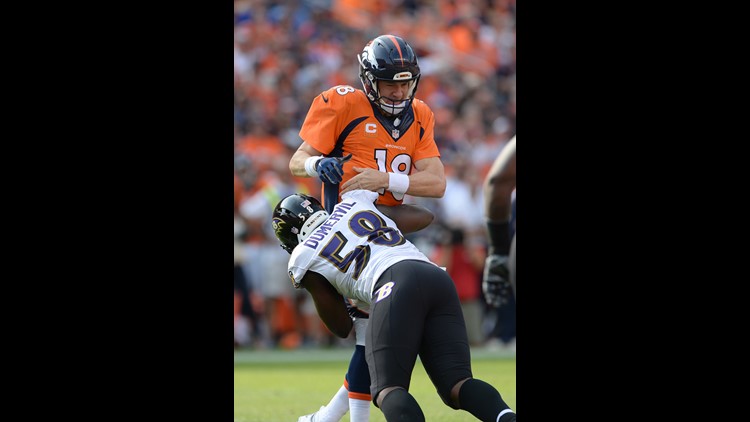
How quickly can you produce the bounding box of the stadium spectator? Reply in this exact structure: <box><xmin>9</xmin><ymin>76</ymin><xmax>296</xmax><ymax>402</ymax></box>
<box><xmin>429</xmin><ymin>156</ymin><xmax>487</xmax><ymax>346</ymax></box>
<box><xmin>234</xmin><ymin>155</ymin><xmax>261</xmax><ymax>348</ymax></box>
<box><xmin>429</xmin><ymin>223</ymin><xmax>486</xmax><ymax>346</ymax></box>
<box><xmin>239</xmin><ymin>153</ymin><xmax>313</xmax><ymax>349</ymax></box>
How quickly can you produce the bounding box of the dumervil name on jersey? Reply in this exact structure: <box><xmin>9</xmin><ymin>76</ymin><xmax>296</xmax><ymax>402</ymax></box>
<box><xmin>303</xmin><ymin>201</ymin><xmax>357</xmax><ymax>249</ymax></box>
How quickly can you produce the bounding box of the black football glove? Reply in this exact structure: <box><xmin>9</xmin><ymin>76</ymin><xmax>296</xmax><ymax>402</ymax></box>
<box><xmin>345</xmin><ymin>299</ymin><xmax>369</xmax><ymax>320</ymax></box>
<box><xmin>482</xmin><ymin>254</ymin><xmax>513</xmax><ymax>308</ymax></box>
<box><xmin>317</xmin><ymin>153</ymin><xmax>353</xmax><ymax>184</ymax></box>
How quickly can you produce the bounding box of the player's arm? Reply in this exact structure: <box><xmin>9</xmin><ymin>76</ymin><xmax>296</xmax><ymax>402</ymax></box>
<box><xmin>407</xmin><ymin>156</ymin><xmax>447</xmax><ymax>198</ymax></box>
<box><xmin>290</xmin><ymin>141</ymin><xmax>352</xmax><ymax>185</ymax></box>
<box><xmin>483</xmin><ymin>137</ymin><xmax>516</xmax><ymax>256</ymax></box>
<box><xmin>482</xmin><ymin>136</ymin><xmax>516</xmax><ymax>307</ymax></box>
<box><xmin>340</xmin><ymin>156</ymin><xmax>446</xmax><ymax>198</ymax></box>
<box><xmin>299</xmin><ymin>271</ymin><xmax>353</xmax><ymax>338</ymax></box>
<box><xmin>290</xmin><ymin>142</ymin><xmax>324</xmax><ymax>178</ymax></box>
<box><xmin>376</xmin><ymin>203</ymin><xmax>434</xmax><ymax>234</ymax></box>
<box><xmin>484</xmin><ymin>137</ymin><xmax>516</xmax><ymax>223</ymax></box>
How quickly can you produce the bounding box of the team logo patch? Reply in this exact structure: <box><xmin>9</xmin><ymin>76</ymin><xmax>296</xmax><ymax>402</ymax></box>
<box><xmin>375</xmin><ymin>281</ymin><xmax>395</xmax><ymax>302</ymax></box>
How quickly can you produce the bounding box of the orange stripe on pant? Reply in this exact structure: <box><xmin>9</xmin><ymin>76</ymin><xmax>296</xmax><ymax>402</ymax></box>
<box><xmin>344</xmin><ymin>378</ymin><xmax>372</xmax><ymax>401</ymax></box>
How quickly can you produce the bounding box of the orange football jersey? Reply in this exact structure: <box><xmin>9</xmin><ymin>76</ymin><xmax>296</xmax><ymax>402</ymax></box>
<box><xmin>299</xmin><ymin>85</ymin><xmax>440</xmax><ymax>207</ymax></box>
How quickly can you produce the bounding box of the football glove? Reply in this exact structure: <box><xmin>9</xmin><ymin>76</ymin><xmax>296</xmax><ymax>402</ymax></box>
<box><xmin>316</xmin><ymin>153</ymin><xmax>352</xmax><ymax>184</ymax></box>
<box><xmin>345</xmin><ymin>300</ymin><xmax>369</xmax><ymax>320</ymax></box>
<box><xmin>482</xmin><ymin>254</ymin><xmax>513</xmax><ymax>308</ymax></box>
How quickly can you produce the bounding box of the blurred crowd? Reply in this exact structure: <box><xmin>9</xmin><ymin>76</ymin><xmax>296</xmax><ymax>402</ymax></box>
<box><xmin>234</xmin><ymin>0</ymin><xmax>516</xmax><ymax>351</ymax></box>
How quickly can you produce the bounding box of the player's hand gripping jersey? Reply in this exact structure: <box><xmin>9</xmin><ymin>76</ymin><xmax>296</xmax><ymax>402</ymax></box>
<box><xmin>299</xmin><ymin>86</ymin><xmax>440</xmax><ymax>206</ymax></box>
<box><xmin>286</xmin><ymin>190</ymin><xmax>433</xmax><ymax>306</ymax></box>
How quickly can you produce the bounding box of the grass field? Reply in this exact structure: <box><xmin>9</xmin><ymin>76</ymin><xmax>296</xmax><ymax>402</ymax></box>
<box><xmin>234</xmin><ymin>347</ymin><xmax>515</xmax><ymax>421</ymax></box>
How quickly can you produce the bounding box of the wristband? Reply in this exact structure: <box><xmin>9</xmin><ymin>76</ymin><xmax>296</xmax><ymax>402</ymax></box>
<box><xmin>304</xmin><ymin>156</ymin><xmax>322</xmax><ymax>177</ymax></box>
<box><xmin>388</xmin><ymin>173</ymin><xmax>409</xmax><ymax>194</ymax></box>
<box><xmin>486</xmin><ymin>220</ymin><xmax>511</xmax><ymax>255</ymax></box>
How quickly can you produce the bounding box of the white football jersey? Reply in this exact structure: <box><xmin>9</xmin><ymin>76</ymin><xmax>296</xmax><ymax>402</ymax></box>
<box><xmin>287</xmin><ymin>190</ymin><xmax>434</xmax><ymax>306</ymax></box>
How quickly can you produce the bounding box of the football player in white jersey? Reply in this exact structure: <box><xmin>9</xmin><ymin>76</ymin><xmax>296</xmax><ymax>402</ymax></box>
<box><xmin>271</xmin><ymin>190</ymin><xmax>516</xmax><ymax>422</ymax></box>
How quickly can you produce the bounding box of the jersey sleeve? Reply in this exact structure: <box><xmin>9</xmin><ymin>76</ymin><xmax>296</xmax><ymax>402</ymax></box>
<box><xmin>288</xmin><ymin>248</ymin><xmax>309</xmax><ymax>289</ymax></box>
<box><xmin>343</xmin><ymin>189</ymin><xmax>379</xmax><ymax>204</ymax></box>
<box><xmin>299</xmin><ymin>87</ymin><xmax>345</xmax><ymax>155</ymax></box>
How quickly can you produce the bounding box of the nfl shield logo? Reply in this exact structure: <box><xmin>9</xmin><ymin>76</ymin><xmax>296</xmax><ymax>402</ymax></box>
<box><xmin>392</xmin><ymin>129</ymin><xmax>400</xmax><ymax>139</ymax></box>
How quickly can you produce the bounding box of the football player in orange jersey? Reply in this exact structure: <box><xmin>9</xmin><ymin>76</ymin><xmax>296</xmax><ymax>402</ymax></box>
<box><xmin>289</xmin><ymin>35</ymin><xmax>446</xmax><ymax>422</ymax></box>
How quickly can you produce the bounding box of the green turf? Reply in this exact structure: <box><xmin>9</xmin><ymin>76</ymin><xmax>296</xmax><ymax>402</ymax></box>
<box><xmin>234</xmin><ymin>348</ymin><xmax>515</xmax><ymax>421</ymax></box>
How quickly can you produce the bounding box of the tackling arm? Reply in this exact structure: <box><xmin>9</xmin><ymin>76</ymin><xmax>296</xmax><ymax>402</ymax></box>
<box><xmin>300</xmin><ymin>271</ymin><xmax>353</xmax><ymax>338</ymax></box>
<box><xmin>340</xmin><ymin>156</ymin><xmax>446</xmax><ymax>198</ymax></box>
<box><xmin>376</xmin><ymin>203</ymin><xmax>434</xmax><ymax>234</ymax></box>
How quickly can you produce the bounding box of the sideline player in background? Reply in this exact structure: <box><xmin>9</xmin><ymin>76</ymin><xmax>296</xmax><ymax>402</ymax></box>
<box><xmin>482</xmin><ymin>135</ymin><xmax>516</xmax><ymax>304</ymax></box>
<box><xmin>288</xmin><ymin>34</ymin><xmax>446</xmax><ymax>421</ymax></box>
<box><xmin>272</xmin><ymin>191</ymin><xmax>517</xmax><ymax>422</ymax></box>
